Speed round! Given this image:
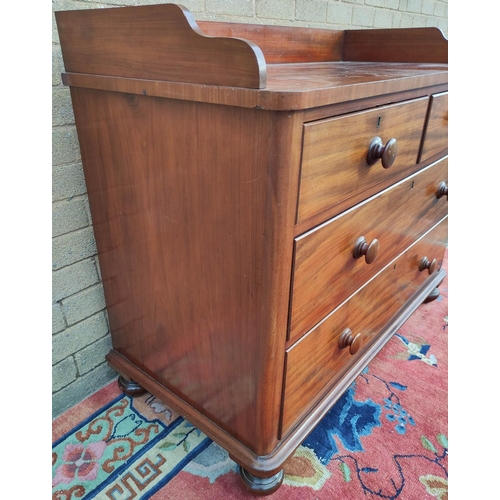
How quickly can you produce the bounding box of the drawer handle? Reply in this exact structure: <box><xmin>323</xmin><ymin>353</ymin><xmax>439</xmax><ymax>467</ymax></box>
<box><xmin>353</xmin><ymin>236</ymin><xmax>380</xmax><ymax>264</ymax></box>
<box><xmin>367</xmin><ymin>137</ymin><xmax>398</xmax><ymax>169</ymax></box>
<box><xmin>436</xmin><ymin>181</ymin><xmax>448</xmax><ymax>199</ymax></box>
<box><xmin>419</xmin><ymin>256</ymin><xmax>438</xmax><ymax>275</ymax></box>
<box><xmin>339</xmin><ymin>328</ymin><xmax>363</xmax><ymax>355</ymax></box>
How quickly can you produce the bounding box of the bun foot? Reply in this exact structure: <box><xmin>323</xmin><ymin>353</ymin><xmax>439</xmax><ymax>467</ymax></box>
<box><xmin>423</xmin><ymin>287</ymin><xmax>440</xmax><ymax>303</ymax></box>
<box><xmin>238</xmin><ymin>466</ymin><xmax>284</xmax><ymax>496</ymax></box>
<box><xmin>118</xmin><ymin>375</ymin><xmax>146</xmax><ymax>396</ymax></box>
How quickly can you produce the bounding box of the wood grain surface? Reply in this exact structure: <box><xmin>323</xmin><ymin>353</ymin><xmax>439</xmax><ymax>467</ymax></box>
<box><xmin>198</xmin><ymin>21</ymin><xmax>344</xmax><ymax>64</ymax></box>
<box><xmin>297</xmin><ymin>97</ymin><xmax>429</xmax><ymax>224</ymax></box>
<box><xmin>289</xmin><ymin>157</ymin><xmax>448</xmax><ymax>342</ymax></box>
<box><xmin>56</xmin><ymin>5</ymin><xmax>449</xmax><ymax>484</ymax></box>
<box><xmin>343</xmin><ymin>27</ymin><xmax>448</xmax><ymax>63</ymax></box>
<box><xmin>61</xmin><ymin>63</ymin><xmax>447</xmax><ymax>111</ymax></box>
<box><xmin>282</xmin><ymin>217</ymin><xmax>448</xmax><ymax>435</ymax></box>
<box><xmin>55</xmin><ymin>4</ymin><xmax>266</xmax><ymax>89</ymax></box>
<box><xmin>69</xmin><ymin>88</ymin><xmax>304</xmax><ymax>455</ymax></box>
<box><xmin>419</xmin><ymin>92</ymin><xmax>448</xmax><ymax>163</ymax></box>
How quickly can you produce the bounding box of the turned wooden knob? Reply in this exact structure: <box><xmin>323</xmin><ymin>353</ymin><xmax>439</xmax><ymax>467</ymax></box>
<box><xmin>436</xmin><ymin>181</ymin><xmax>448</xmax><ymax>199</ymax></box>
<box><xmin>367</xmin><ymin>137</ymin><xmax>398</xmax><ymax>169</ymax></box>
<box><xmin>353</xmin><ymin>236</ymin><xmax>380</xmax><ymax>264</ymax></box>
<box><xmin>339</xmin><ymin>328</ymin><xmax>363</xmax><ymax>355</ymax></box>
<box><xmin>419</xmin><ymin>256</ymin><xmax>438</xmax><ymax>275</ymax></box>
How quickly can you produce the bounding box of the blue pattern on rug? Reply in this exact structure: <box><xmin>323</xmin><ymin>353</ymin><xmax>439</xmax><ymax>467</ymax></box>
<box><xmin>302</xmin><ymin>383</ymin><xmax>382</xmax><ymax>465</ymax></box>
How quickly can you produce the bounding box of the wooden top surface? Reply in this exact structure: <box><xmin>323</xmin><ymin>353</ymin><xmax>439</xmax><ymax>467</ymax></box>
<box><xmin>265</xmin><ymin>61</ymin><xmax>447</xmax><ymax>91</ymax></box>
<box><xmin>62</xmin><ymin>62</ymin><xmax>447</xmax><ymax>110</ymax></box>
<box><xmin>56</xmin><ymin>3</ymin><xmax>448</xmax><ymax>110</ymax></box>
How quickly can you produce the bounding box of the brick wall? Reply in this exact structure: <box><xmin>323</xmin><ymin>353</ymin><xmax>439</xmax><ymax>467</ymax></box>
<box><xmin>51</xmin><ymin>0</ymin><xmax>448</xmax><ymax>418</ymax></box>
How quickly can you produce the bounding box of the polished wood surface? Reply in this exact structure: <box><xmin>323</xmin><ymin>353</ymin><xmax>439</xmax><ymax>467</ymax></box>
<box><xmin>419</xmin><ymin>92</ymin><xmax>448</xmax><ymax>163</ymax></box>
<box><xmin>198</xmin><ymin>21</ymin><xmax>344</xmax><ymax>64</ymax></box>
<box><xmin>55</xmin><ymin>4</ymin><xmax>266</xmax><ymax>89</ymax></box>
<box><xmin>289</xmin><ymin>157</ymin><xmax>448</xmax><ymax>342</ymax></box>
<box><xmin>282</xmin><ymin>218</ymin><xmax>448</xmax><ymax>435</ymax></box>
<box><xmin>239</xmin><ymin>467</ymin><xmax>284</xmax><ymax>495</ymax></box>
<box><xmin>423</xmin><ymin>287</ymin><xmax>442</xmax><ymax>303</ymax></box>
<box><xmin>366</xmin><ymin>137</ymin><xmax>398</xmax><ymax>169</ymax></box>
<box><xmin>56</xmin><ymin>4</ymin><xmax>447</xmax><ymax>100</ymax></box>
<box><xmin>352</xmin><ymin>236</ymin><xmax>380</xmax><ymax>265</ymax></box>
<box><xmin>117</xmin><ymin>375</ymin><xmax>146</xmax><ymax>397</ymax></box>
<box><xmin>62</xmin><ymin>63</ymin><xmax>447</xmax><ymax>111</ymax></box>
<box><xmin>106</xmin><ymin>348</ymin><xmax>286</xmax><ymax>478</ymax></box>
<box><xmin>70</xmin><ymin>88</ymin><xmax>304</xmax><ymax>455</ymax></box>
<box><xmin>338</xmin><ymin>328</ymin><xmax>363</xmax><ymax>355</ymax></box>
<box><xmin>56</xmin><ymin>5</ymin><xmax>448</xmax><ymax>492</ymax></box>
<box><xmin>343</xmin><ymin>27</ymin><xmax>448</xmax><ymax>63</ymax></box>
<box><xmin>297</xmin><ymin>98</ymin><xmax>428</xmax><ymax>224</ymax></box>
<box><xmin>419</xmin><ymin>256</ymin><xmax>438</xmax><ymax>275</ymax></box>
<box><xmin>107</xmin><ymin>263</ymin><xmax>446</xmax><ymax>475</ymax></box>
<box><xmin>436</xmin><ymin>181</ymin><xmax>448</xmax><ymax>199</ymax></box>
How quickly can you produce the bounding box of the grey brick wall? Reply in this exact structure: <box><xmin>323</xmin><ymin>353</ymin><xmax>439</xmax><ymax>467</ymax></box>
<box><xmin>51</xmin><ymin>0</ymin><xmax>448</xmax><ymax>418</ymax></box>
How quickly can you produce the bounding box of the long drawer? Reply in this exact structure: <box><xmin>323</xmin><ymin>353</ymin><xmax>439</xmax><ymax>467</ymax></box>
<box><xmin>281</xmin><ymin>217</ymin><xmax>448</xmax><ymax>436</ymax></box>
<box><xmin>289</xmin><ymin>157</ymin><xmax>448</xmax><ymax>342</ymax></box>
<box><xmin>297</xmin><ymin>98</ymin><xmax>429</xmax><ymax>224</ymax></box>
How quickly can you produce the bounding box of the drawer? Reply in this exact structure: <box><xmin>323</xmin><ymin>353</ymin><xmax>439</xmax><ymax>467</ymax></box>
<box><xmin>419</xmin><ymin>92</ymin><xmax>448</xmax><ymax>163</ymax></box>
<box><xmin>281</xmin><ymin>217</ymin><xmax>448</xmax><ymax>436</ymax></box>
<box><xmin>297</xmin><ymin>98</ymin><xmax>429</xmax><ymax>224</ymax></box>
<box><xmin>289</xmin><ymin>157</ymin><xmax>448</xmax><ymax>343</ymax></box>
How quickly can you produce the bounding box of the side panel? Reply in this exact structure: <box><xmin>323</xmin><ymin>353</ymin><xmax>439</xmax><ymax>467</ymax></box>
<box><xmin>70</xmin><ymin>88</ymin><xmax>302</xmax><ymax>454</ymax></box>
<box><xmin>56</xmin><ymin>4</ymin><xmax>265</xmax><ymax>88</ymax></box>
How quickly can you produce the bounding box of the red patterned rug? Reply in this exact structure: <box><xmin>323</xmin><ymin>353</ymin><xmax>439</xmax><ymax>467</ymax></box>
<box><xmin>53</xmin><ymin>250</ymin><xmax>448</xmax><ymax>500</ymax></box>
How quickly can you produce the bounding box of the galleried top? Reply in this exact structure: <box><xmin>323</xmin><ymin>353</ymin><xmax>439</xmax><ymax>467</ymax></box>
<box><xmin>55</xmin><ymin>3</ymin><xmax>448</xmax><ymax>110</ymax></box>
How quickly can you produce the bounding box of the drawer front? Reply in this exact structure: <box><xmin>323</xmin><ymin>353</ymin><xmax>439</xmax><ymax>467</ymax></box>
<box><xmin>419</xmin><ymin>92</ymin><xmax>448</xmax><ymax>163</ymax></box>
<box><xmin>289</xmin><ymin>157</ymin><xmax>448</xmax><ymax>342</ymax></box>
<box><xmin>297</xmin><ymin>98</ymin><xmax>429</xmax><ymax>224</ymax></box>
<box><xmin>282</xmin><ymin>217</ymin><xmax>448</xmax><ymax>436</ymax></box>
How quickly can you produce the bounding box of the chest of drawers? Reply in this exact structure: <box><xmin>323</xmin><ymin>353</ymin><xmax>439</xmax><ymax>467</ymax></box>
<box><xmin>56</xmin><ymin>4</ymin><xmax>448</xmax><ymax>494</ymax></box>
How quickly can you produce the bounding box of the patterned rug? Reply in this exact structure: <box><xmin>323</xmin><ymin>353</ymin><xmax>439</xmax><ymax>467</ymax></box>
<box><xmin>53</xmin><ymin>250</ymin><xmax>448</xmax><ymax>500</ymax></box>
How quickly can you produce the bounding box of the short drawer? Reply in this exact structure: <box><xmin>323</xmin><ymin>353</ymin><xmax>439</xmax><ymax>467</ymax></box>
<box><xmin>297</xmin><ymin>98</ymin><xmax>429</xmax><ymax>224</ymax></box>
<box><xmin>281</xmin><ymin>217</ymin><xmax>448</xmax><ymax>436</ymax></box>
<box><xmin>289</xmin><ymin>157</ymin><xmax>448</xmax><ymax>342</ymax></box>
<box><xmin>419</xmin><ymin>92</ymin><xmax>448</xmax><ymax>163</ymax></box>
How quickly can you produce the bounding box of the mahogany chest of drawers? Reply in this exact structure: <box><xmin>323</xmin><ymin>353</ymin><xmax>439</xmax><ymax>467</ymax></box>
<box><xmin>56</xmin><ymin>4</ymin><xmax>448</xmax><ymax>494</ymax></box>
